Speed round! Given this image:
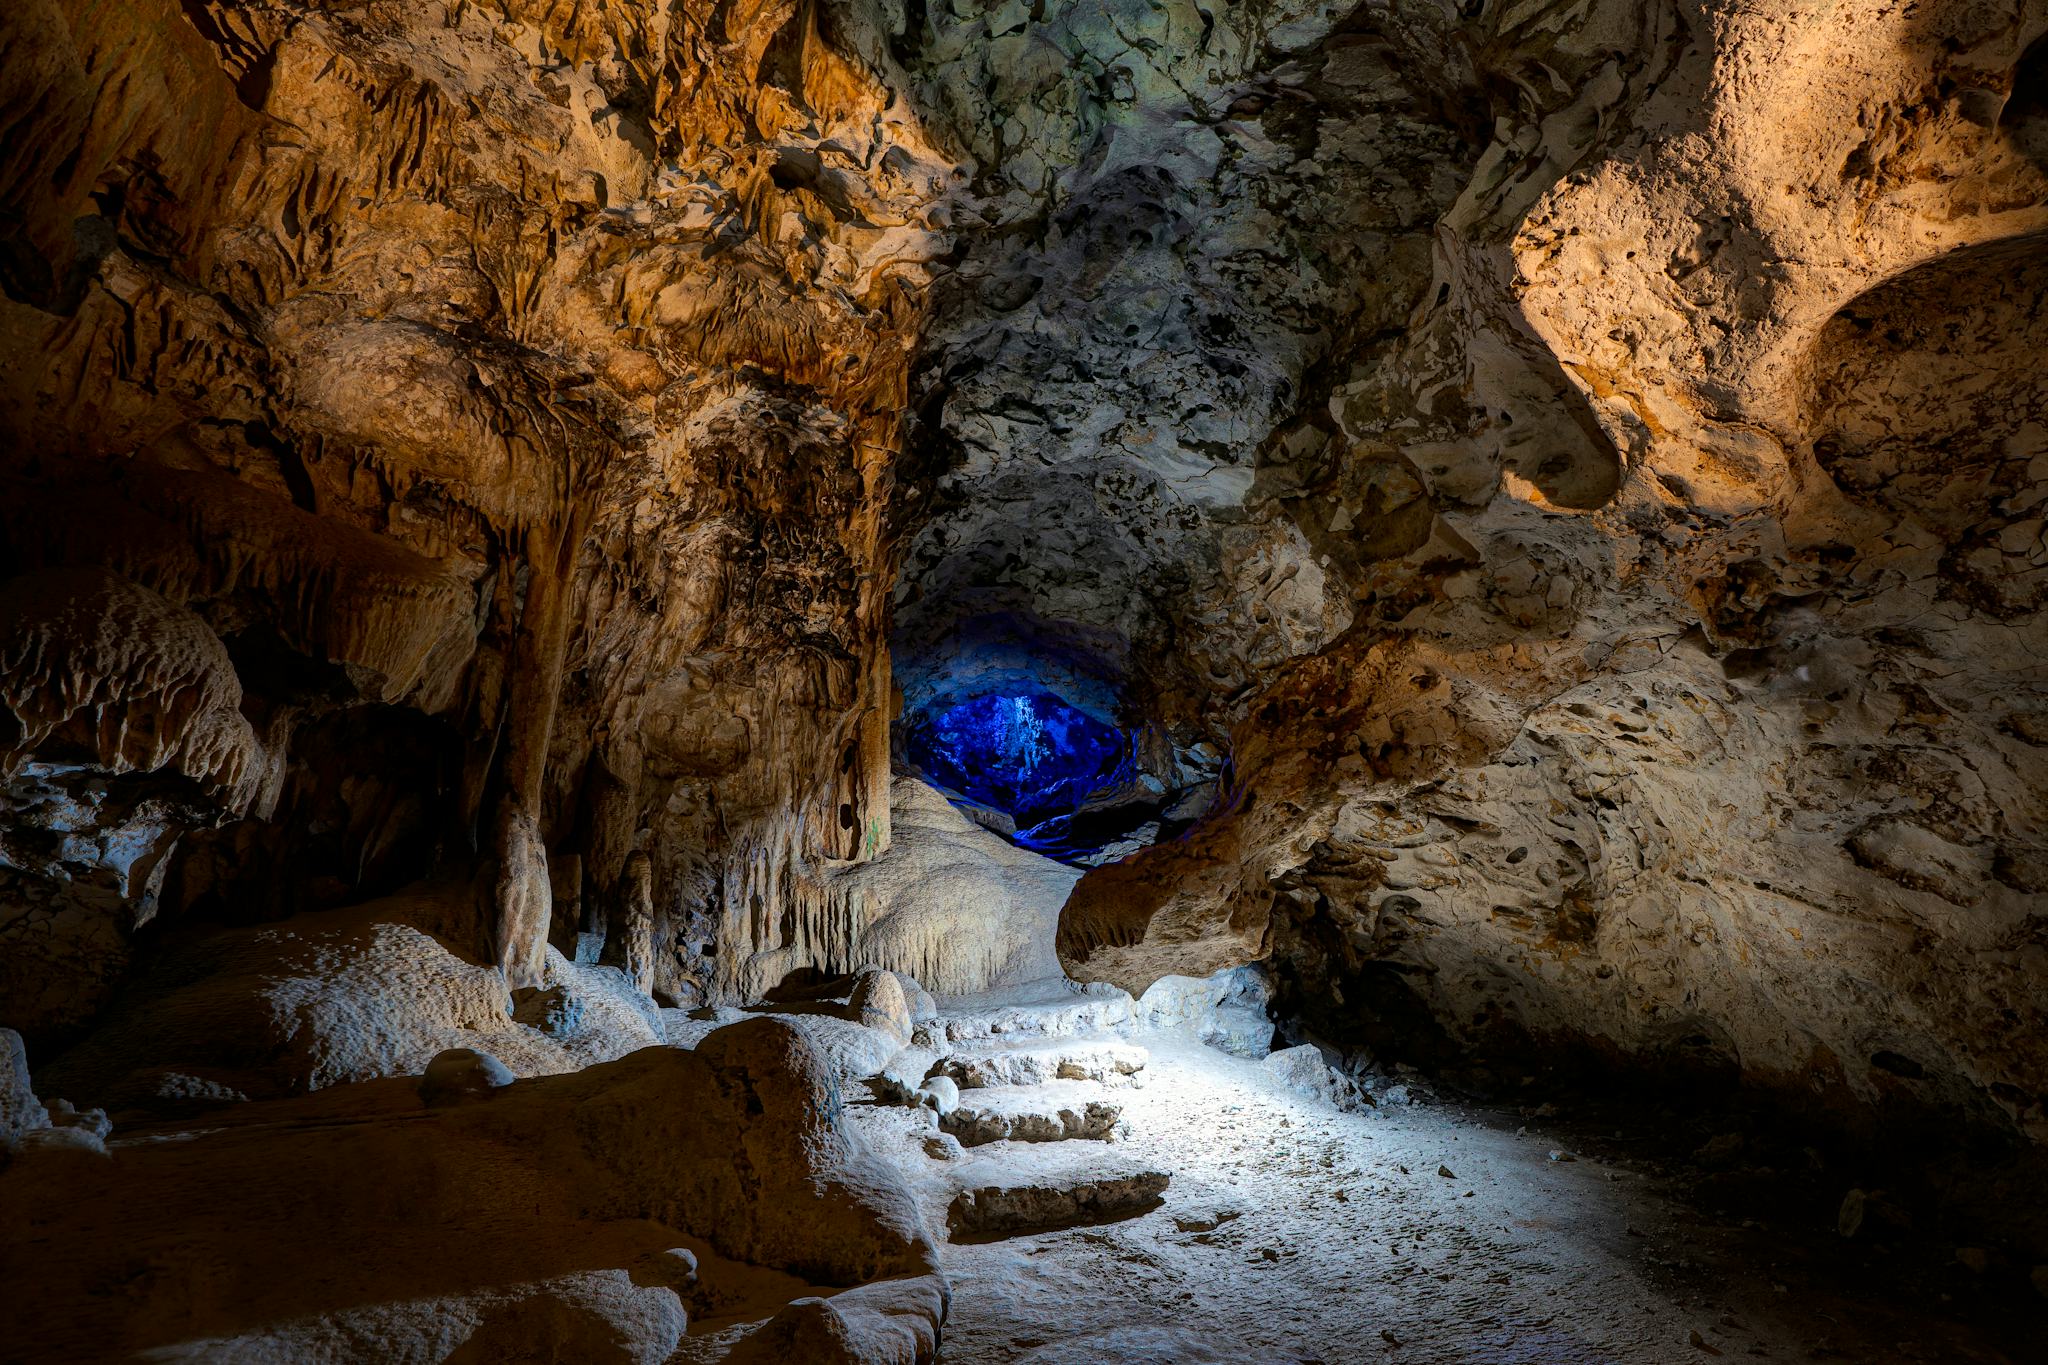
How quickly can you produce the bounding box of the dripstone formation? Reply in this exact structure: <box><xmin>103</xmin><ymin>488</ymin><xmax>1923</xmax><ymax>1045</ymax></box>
<box><xmin>2</xmin><ymin>0</ymin><xmax>2045</xmax><ymax>1360</ymax></box>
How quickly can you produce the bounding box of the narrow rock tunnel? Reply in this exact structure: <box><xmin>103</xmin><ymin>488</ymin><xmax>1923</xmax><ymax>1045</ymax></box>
<box><xmin>889</xmin><ymin>608</ymin><xmax>1224</xmax><ymax>865</ymax></box>
<box><xmin>898</xmin><ymin>685</ymin><xmax>1133</xmax><ymax>858</ymax></box>
<box><xmin>3</xmin><ymin>1</ymin><xmax>2048</xmax><ymax>1362</ymax></box>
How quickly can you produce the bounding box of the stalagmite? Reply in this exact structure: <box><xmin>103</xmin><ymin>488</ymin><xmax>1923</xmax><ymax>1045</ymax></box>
<box><xmin>488</xmin><ymin>801</ymin><xmax>552</xmax><ymax>993</ymax></box>
<box><xmin>619</xmin><ymin>849</ymin><xmax>656</xmax><ymax>998</ymax></box>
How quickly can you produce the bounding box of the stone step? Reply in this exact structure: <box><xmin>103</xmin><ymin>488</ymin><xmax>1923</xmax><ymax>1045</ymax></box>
<box><xmin>939</xmin><ymin>1081</ymin><xmax>1123</xmax><ymax>1146</ymax></box>
<box><xmin>934</xmin><ymin>1038</ymin><xmax>1149</xmax><ymax>1089</ymax></box>
<box><xmin>914</xmin><ymin>983</ymin><xmax>1135</xmax><ymax>1047</ymax></box>
<box><xmin>946</xmin><ymin>1165</ymin><xmax>1170</xmax><ymax>1241</ymax></box>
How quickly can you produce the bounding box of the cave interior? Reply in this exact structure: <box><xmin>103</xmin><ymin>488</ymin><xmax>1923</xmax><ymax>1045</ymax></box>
<box><xmin>3</xmin><ymin>0</ymin><xmax>2048</xmax><ymax>1361</ymax></box>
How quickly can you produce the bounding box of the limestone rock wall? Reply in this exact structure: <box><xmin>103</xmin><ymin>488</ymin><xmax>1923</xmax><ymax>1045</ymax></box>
<box><xmin>0</xmin><ymin>0</ymin><xmax>956</xmax><ymax>1034</ymax></box>
<box><xmin>892</xmin><ymin>0</ymin><xmax>1471</xmax><ymax>732</ymax></box>
<box><xmin>1055</xmin><ymin>0</ymin><xmax>2048</xmax><ymax>1141</ymax></box>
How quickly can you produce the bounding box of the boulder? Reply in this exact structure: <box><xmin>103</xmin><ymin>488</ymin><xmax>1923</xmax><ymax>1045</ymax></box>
<box><xmin>849</xmin><ymin>967</ymin><xmax>913</xmax><ymax>1044</ymax></box>
<box><xmin>1</xmin><ymin>1018</ymin><xmax>943</xmax><ymax>1360</ymax></box>
<box><xmin>1262</xmin><ymin>1044</ymin><xmax>1365</xmax><ymax>1111</ymax></box>
<box><xmin>418</xmin><ymin>1048</ymin><xmax>516</xmax><ymax>1105</ymax></box>
<box><xmin>873</xmin><ymin>1045</ymin><xmax>941</xmax><ymax>1106</ymax></box>
<box><xmin>916</xmin><ymin>1075</ymin><xmax>961</xmax><ymax>1117</ymax></box>
<box><xmin>1136</xmin><ymin>967</ymin><xmax>1275</xmax><ymax>1058</ymax></box>
<box><xmin>38</xmin><ymin>888</ymin><xmax>664</xmax><ymax>1118</ymax></box>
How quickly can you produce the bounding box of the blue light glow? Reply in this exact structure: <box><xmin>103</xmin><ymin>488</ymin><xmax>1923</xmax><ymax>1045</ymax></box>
<box><xmin>906</xmin><ymin>691</ymin><xmax>1130</xmax><ymax>835</ymax></box>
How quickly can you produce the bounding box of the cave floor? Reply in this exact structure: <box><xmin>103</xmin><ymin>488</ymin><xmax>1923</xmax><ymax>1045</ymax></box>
<box><xmin>850</xmin><ymin>1030</ymin><xmax>2036</xmax><ymax>1365</ymax></box>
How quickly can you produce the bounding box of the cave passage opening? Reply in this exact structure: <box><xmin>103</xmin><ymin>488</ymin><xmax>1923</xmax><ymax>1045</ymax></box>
<box><xmin>900</xmin><ymin>688</ymin><xmax>1145</xmax><ymax>861</ymax></box>
<box><xmin>909</xmin><ymin>691</ymin><xmax>1131</xmax><ymax>825</ymax></box>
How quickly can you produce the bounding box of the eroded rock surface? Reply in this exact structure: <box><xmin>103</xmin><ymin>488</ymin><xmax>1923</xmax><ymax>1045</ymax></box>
<box><xmin>1</xmin><ymin>0</ymin><xmax>960</xmax><ymax>1036</ymax></box>
<box><xmin>2</xmin><ymin>4</ymin><xmax>2047</xmax><ymax>1357</ymax></box>
<box><xmin>941</xmin><ymin>1083</ymin><xmax>1122</xmax><ymax>1146</ymax></box>
<box><xmin>37</xmin><ymin>883</ymin><xmax>663</xmax><ymax>1119</ymax></box>
<box><xmin>0</xmin><ymin>1018</ymin><xmax>943</xmax><ymax>1362</ymax></box>
<box><xmin>0</xmin><ymin>1027</ymin><xmax>49</xmax><ymax>1145</ymax></box>
<box><xmin>1049</xmin><ymin>0</ymin><xmax>2048</xmax><ymax>1143</ymax></box>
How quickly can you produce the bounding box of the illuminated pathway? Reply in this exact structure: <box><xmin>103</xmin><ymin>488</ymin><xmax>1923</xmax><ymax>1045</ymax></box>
<box><xmin>844</xmin><ymin>1004</ymin><xmax>2036</xmax><ymax>1364</ymax></box>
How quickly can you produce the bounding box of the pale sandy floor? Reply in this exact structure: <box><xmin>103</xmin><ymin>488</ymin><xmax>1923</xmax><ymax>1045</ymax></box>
<box><xmin>851</xmin><ymin>1032</ymin><xmax>2037</xmax><ymax>1365</ymax></box>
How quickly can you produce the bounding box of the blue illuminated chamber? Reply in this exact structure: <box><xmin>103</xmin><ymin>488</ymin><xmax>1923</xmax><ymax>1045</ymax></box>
<box><xmin>904</xmin><ymin>691</ymin><xmax>1132</xmax><ymax>841</ymax></box>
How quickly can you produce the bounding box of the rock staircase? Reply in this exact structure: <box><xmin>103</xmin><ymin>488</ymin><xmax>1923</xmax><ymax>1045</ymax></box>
<box><xmin>883</xmin><ymin>982</ymin><xmax>1174</xmax><ymax>1242</ymax></box>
